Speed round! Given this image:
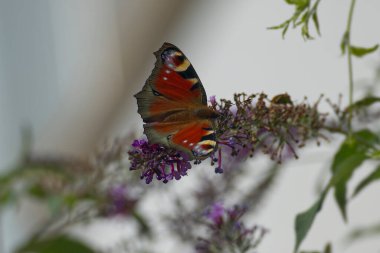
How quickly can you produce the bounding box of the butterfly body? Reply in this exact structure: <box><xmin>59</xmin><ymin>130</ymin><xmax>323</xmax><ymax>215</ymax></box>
<box><xmin>135</xmin><ymin>43</ymin><xmax>218</xmax><ymax>160</ymax></box>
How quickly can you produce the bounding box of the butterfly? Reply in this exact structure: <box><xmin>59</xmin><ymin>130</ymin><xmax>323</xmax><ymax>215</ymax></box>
<box><xmin>134</xmin><ymin>43</ymin><xmax>219</xmax><ymax>160</ymax></box>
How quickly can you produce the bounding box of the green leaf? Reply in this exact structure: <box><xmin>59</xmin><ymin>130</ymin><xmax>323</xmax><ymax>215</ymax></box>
<box><xmin>28</xmin><ymin>185</ymin><xmax>48</xmax><ymax>199</ymax></box>
<box><xmin>294</xmin><ymin>130</ymin><xmax>379</xmax><ymax>252</ymax></box>
<box><xmin>299</xmin><ymin>242</ymin><xmax>332</xmax><ymax>253</ymax></box>
<box><xmin>345</xmin><ymin>222</ymin><xmax>380</xmax><ymax>245</ymax></box>
<box><xmin>340</xmin><ymin>32</ymin><xmax>349</xmax><ymax>55</ymax></box>
<box><xmin>132</xmin><ymin>210</ymin><xmax>152</xmax><ymax>237</ymax></box>
<box><xmin>282</xmin><ymin>22</ymin><xmax>291</xmax><ymax>38</ymax></box>
<box><xmin>301</xmin><ymin>23</ymin><xmax>312</xmax><ymax>40</ymax></box>
<box><xmin>353</xmin><ymin>165</ymin><xmax>380</xmax><ymax>197</ymax></box>
<box><xmin>269</xmin><ymin>0</ymin><xmax>323</xmax><ymax>40</ymax></box>
<box><xmin>350</xmin><ymin>44</ymin><xmax>379</xmax><ymax>58</ymax></box>
<box><xmin>330</xmin><ymin>130</ymin><xmax>379</xmax><ymax>222</ymax></box>
<box><xmin>345</xmin><ymin>96</ymin><xmax>380</xmax><ymax>115</ymax></box>
<box><xmin>323</xmin><ymin>243</ymin><xmax>332</xmax><ymax>253</ymax></box>
<box><xmin>312</xmin><ymin>12</ymin><xmax>320</xmax><ymax>36</ymax></box>
<box><xmin>285</xmin><ymin>0</ymin><xmax>309</xmax><ymax>7</ymax></box>
<box><xmin>294</xmin><ymin>188</ymin><xmax>329</xmax><ymax>253</ymax></box>
<box><xmin>267</xmin><ymin>20</ymin><xmax>289</xmax><ymax>30</ymax></box>
<box><xmin>332</xmin><ymin>153</ymin><xmax>366</xmax><ymax>222</ymax></box>
<box><xmin>18</xmin><ymin>235</ymin><xmax>97</xmax><ymax>253</ymax></box>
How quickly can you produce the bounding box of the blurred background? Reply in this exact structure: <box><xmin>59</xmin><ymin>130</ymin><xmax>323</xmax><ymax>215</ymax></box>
<box><xmin>1</xmin><ymin>0</ymin><xmax>380</xmax><ymax>252</ymax></box>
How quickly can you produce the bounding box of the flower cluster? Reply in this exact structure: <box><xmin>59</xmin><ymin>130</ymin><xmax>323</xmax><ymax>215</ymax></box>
<box><xmin>102</xmin><ymin>184</ymin><xmax>137</xmax><ymax>217</ymax></box>
<box><xmin>213</xmin><ymin>93</ymin><xmax>326</xmax><ymax>162</ymax></box>
<box><xmin>129</xmin><ymin>93</ymin><xmax>327</xmax><ymax>184</ymax></box>
<box><xmin>196</xmin><ymin>202</ymin><xmax>266</xmax><ymax>253</ymax></box>
<box><xmin>128</xmin><ymin>139</ymin><xmax>192</xmax><ymax>184</ymax></box>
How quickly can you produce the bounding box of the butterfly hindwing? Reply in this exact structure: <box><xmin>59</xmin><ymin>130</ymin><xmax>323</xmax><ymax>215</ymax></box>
<box><xmin>144</xmin><ymin>119</ymin><xmax>217</xmax><ymax>159</ymax></box>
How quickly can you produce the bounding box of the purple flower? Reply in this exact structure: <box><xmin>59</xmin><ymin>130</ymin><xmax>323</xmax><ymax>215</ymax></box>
<box><xmin>214</xmin><ymin>93</ymin><xmax>326</xmax><ymax>163</ymax></box>
<box><xmin>205</xmin><ymin>202</ymin><xmax>225</xmax><ymax>226</ymax></box>
<box><xmin>128</xmin><ymin>139</ymin><xmax>192</xmax><ymax>184</ymax></box>
<box><xmin>104</xmin><ymin>184</ymin><xmax>137</xmax><ymax>217</ymax></box>
<box><xmin>132</xmin><ymin>139</ymin><xmax>146</xmax><ymax>148</ymax></box>
<box><xmin>196</xmin><ymin>202</ymin><xmax>267</xmax><ymax>253</ymax></box>
<box><xmin>129</xmin><ymin>93</ymin><xmax>326</xmax><ymax>183</ymax></box>
<box><xmin>209</xmin><ymin>95</ymin><xmax>217</xmax><ymax>106</ymax></box>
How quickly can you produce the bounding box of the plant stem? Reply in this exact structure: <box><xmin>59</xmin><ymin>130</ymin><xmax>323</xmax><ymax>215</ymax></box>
<box><xmin>346</xmin><ymin>0</ymin><xmax>356</xmax><ymax>136</ymax></box>
<box><xmin>0</xmin><ymin>214</ymin><xmax>4</xmax><ymax>253</ymax></box>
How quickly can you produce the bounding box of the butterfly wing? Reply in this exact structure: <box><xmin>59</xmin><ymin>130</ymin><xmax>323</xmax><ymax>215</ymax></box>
<box><xmin>144</xmin><ymin>119</ymin><xmax>217</xmax><ymax>159</ymax></box>
<box><xmin>135</xmin><ymin>43</ymin><xmax>207</xmax><ymax>123</ymax></box>
<box><xmin>135</xmin><ymin>43</ymin><xmax>217</xmax><ymax>159</ymax></box>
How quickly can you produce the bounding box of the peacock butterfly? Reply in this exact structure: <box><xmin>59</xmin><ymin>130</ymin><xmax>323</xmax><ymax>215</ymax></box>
<box><xmin>135</xmin><ymin>43</ymin><xmax>219</xmax><ymax>160</ymax></box>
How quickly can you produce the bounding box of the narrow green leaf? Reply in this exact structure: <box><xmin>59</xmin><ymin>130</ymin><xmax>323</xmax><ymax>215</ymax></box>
<box><xmin>345</xmin><ymin>96</ymin><xmax>380</xmax><ymax>115</ymax></box>
<box><xmin>330</xmin><ymin>130</ymin><xmax>379</xmax><ymax>222</ymax></box>
<box><xmin>354</xmin><ymin>129</ymin><xmax>380</xmax><ymax>147</ymax></box>
<box><xmin>340</xmin><ymin>32</ymin><xmax>349</xmax><ymax>55</ymax></box>
<box><xmin>285</xmin><ymin>0</ymin><xmax>297</xmax><ymax>4</ymax></box>
<box><xmin>345</xmin><ymin>222</ymin><xmax>380</xmax><ymax>245</ymax></box>
<box><xmin>18</xmin><ymin>235</ymin><xmax>97</xmax><ymax>253</ymax></box>
<box><xmin>323</xmin><ymin>243</ymin><xmax>332</xmax><ymax>253</ymax></box>
<box><xmin>332</xmin><ymin>153</ymin><xmax>366</xmax><ymax>221</ymax></box>
<box><xmin>282</xmin><ymin>23</ymin><xmax>291</xmax><ymax>38</ymax></box>
<box><xmin>286</xmin><ymin>0</ymin><xmax>309</xmax><ymax>7</ymax></box>
<box><xmin>353</xmin><ymin>165</ymin><xmax>380</xmax><ymax>197</ymax></box>
<box><xmin>312</xmin><ymin>12</ymin><xmax>320</xmax><ymax>36</ymax></box>
<box><xmin>302</xmin><ymin>24</ymin><xmax>313</xmax><ymax>40</ymax></box>
<box><xmin>294</xmin><ymin>188</ymin><xmax>329</xmax><ymax>253</ymax></box>
<box><xmin>132</xmin><ymin>210</ymin><xmax>152</xmax><ymax>237</ymax></box>
<box><xmin>268</xmin><ymin>20</ymin><xmax>289</xmax><ymax>30</ymax></box>
<box><xmin>299</xmin><ymin>11</ymin><xmax>309</xmax><ymax>24</ymax></box>
<box><xmin>350</xmin><ymin>44</ymin><xmax>379</xmax><ymax>58</ymax></box>
<box><xmin>291</xmin><ymin>9</ymin><xmax>305</xmax><ymax>27</ymax></box>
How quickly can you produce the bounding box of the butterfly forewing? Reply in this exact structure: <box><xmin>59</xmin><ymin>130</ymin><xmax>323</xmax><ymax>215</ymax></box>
<box><xmin>135</xmin><ymin>43</ymin><xmax>207</xmax><ymax>122</ymax></box>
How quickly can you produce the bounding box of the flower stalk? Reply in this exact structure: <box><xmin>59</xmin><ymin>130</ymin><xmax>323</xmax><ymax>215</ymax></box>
<box><xmin>346</xmin><ymin>0</ymin><xmax>357</xmax><ymax>136</ymax></box>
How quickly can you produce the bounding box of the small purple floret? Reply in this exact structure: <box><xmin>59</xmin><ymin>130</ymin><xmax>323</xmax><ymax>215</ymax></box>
<box><xmin>214</xmin><ymin>167</ymin><xmax>223</xmax><ymax>174</ymax></box>
<box><xmin>105</xmin><ymin>184</ymin><xmax>137</xmax><ymax>216</ymax></box>
<box><xmin>206</xmin><ymin>202</ymin><xmax>225</xmax><ymax>226</ymax></box>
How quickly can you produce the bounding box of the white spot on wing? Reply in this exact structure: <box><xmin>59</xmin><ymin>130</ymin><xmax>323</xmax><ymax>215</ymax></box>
<box><xmin>163</xmin><ymin>77</ymin><xmax>168</xmax><ymax>80</ymax></box>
